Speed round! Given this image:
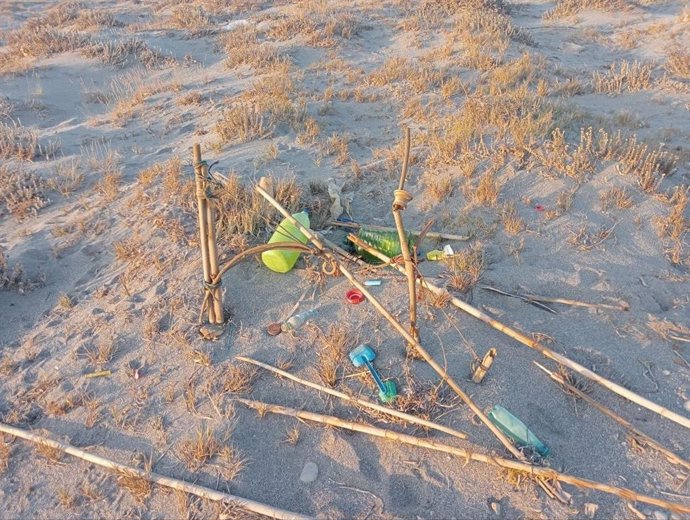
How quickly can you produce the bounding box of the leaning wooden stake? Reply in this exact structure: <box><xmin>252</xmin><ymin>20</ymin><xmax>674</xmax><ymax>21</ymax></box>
<box><xmin>193</xmin><ymin>144</ymin><xmax>215</xmax><ymax>324</ymax></box>
<box><xmin>237</xmin><ymin>399</ymin><xmax>690</xmax><ymax>514</ymax></box>
<box><xmin>348</xmin><ymin>234</ymin><xmax>690</xmax><ymax>431</ymax></box>
<box><xmin>201</xmin><ymin>160</ymin><xmax>224</xmax><ymax>325</ymax></box>
<box><xmin>0</xmin><ymin>421</ymin><xmax>313</xmax><ymax>520</ymax></box>
<box><xmin>534</xmin><ymin>362</ymin><xmax>690</xmax><ymax>471</ymax></box>
<box><xmin>256</xmin><ymin>185</ymin><xmax>526</xmax><ymax>463</ymax></box>
<box><xmin>392</xmin><ymin>128</ymin><xmax>419</xmax><ymax>348</ymax></box>
<box><xmin>236</xmin><ymin>355</ymin><xmax>468</xmax><ymax>440</ymax></box>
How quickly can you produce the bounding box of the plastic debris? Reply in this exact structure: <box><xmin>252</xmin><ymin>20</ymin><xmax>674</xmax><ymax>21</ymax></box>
<box><xmin>487</xmin><ymin>405</ymin><xmax>550</xmax><ymax>458</ymax></box>
<box><xmin>299</xmin><ymin>462</ymin><xmax>318</xmax><ymax>483</ymax></box>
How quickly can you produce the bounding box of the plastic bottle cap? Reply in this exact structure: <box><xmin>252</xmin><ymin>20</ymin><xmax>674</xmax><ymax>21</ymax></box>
<box><xmin>346</xmin><ymin>289</ymin><xmax>365</xmax><ymax>304</ymax></box>
<box><xmin>267</xmin><ymin>323</ymin><xmax>282</xmax><ymax>336</ymax></box>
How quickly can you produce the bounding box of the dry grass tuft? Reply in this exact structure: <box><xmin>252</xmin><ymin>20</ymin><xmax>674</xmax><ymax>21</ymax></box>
<box><xmin>501</xmin><ymin>202</ymin><xmax>524</xmax><ymax>235</ymax></box>
<box><xmin>80</xmin><ymin>338</ymin><xmax>116</xmax><ymax>368</ymax></box>
<box><xmin>218</xmin><ymin>445</ymin><xmax>247</xmax><ymax>481</ymax></box>
<box><xmin>282</xmin><ymin>426</ymin><xmax>301</xmax><ymax>446</ymax></box>
<box><xmin>50</xmin><ymin>159</ymin><xmax>84</xmax><ymax>196</ymax></box>
<box><xmin>221</xmin><ymin>364</ymin><xmax>256</xmax><ymax>395</ymax></box>
<box><xmin>36</xmin><ymin>443</ymin><xmax>62</xmax><ymax>464</ymax></box>
<box><xmin>167</xmin><ymin>5</ymin><xmax>213</xmax><ymax>36</ymax></box>
<box><xmin>215</xmin><ymin>104</ymin><xmax>271</xmax><ymax>144</ymax></box>
<box><xmin>267</xmin><ymin>5</ymin><xmax>360</xmax><ymax>48</ymax></box>
<box><xmin>57</xmin><ymin>293</ymin><xmax>75</xmax><ymax>311</ymax></box>
<box><xmin>82</xmin><ymin>39</ymin><xmax>171</xmax><ymax>69</ymax></box>
<box><xmin>443</xmin><ymin>244</ymin><xmax>485</xmax><ymax>293</ymax></box>
<box><xmin>0</xmin><ymin>122</ymin><xmax>38</xmax><ymax>161</ymax></box>
<box><xmin>116</xmin><ymin>466</ymin><xmax>152</xmax><ymax>503</ymax></box>
<box><xmin>557</xmin><ymin>366</ymin><xmax>592</xmax><ymax>396</ymax></box>
<box><xmin>592</xmin><ymin>61</ymin><xmax>652</xmax><ymax>95</ymax></box>
<box><xmin>178</xmin><ymin>426</ymin><xmax>222</xmax><ymax>471</ymax></box>
<box><xmin>666</xmin><ymin>47</ymin><xmax>690</xmax><ymax>79</ymax></box>
<box><xmin>0</xmin><ymin>164</ymin><xmax>49</xmax><ymax>219</ymax></box>
<box><xmin>544</xmin><ymin>0</ymin><xmax>630</xmax><ymax>20</ymax></box>
<box><xmin>536</xmin><ymin>128</ymin><xmax>675</xmax><ymax>193</ymax></box>
<box><xmin>317</xmin><ymin>324</ymin><xmax>352</xmax><ymax>388</ymax></box>
<box><xmin>473</xmin><ymin>170</ymin><xmax>501</xmax><ymax>206</ymax></box>
<box><xmin>212</xmin><ymin>174</ymin><xmax>301</xmax><ymax>237</ymax></box>
<box><xmin>56</xmin><ymin>488</ymin><xmax>76</xmax><ymax>508</ymax></box>
<box><xmin>656</xmin><ymin>187</ymin><xmax>689</xmax><ymax>242</ymax></box>
<box><xmin>600</xmin><ymin>187</ymin><xmax>633</xmax><ymax>210</ymax></box>
<box><xmin>221</xmin><ymin>26</ymin><xmax>286</xmax><ymax>71</ymax></box>
<box><xmin>0</xmin><ymin>439</ymin><xmax>10</xmax><ymax>472</ymax></box>
<box><xmin>569</xmin><ymin>224</ymin><xmax>615</xmax><ymax>251</ymax></box>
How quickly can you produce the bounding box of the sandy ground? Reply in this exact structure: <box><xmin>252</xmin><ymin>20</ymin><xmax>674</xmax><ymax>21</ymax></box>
<box><xmin>0</xmin><ymin>0</ymin><xmax>689</xmax><ymax>519</ymax></box>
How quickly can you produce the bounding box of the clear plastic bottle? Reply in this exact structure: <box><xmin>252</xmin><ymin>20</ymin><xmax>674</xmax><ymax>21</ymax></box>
<box><xmin>281</xmin><ymin>308</ymin><xmax>318</xmax><ymax>332</ymax></box>
<box><xmin>261</xmin><ymin>211</ymin><xmax>310</xmax><ymax>273</ymax></box>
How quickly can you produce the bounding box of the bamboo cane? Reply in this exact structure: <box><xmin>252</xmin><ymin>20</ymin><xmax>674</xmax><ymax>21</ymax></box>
<box><xmin>348</xmin><ymin>234</ymin><xmax>690</xmax><ymax>431</ymax></box>
<box><xmin>0</xmin><ymin>421</ymin><xmax>312</xmax><ymax>520</ymax></box>
<box><xmin>534</xmin><ymin>362</ymin><xmax>690</xmax><ymax>471</ymax></box>
<box><xmin>235</xmin><ymin>355</ymin><xmax>468</xmax><ymax>440</ymax></box>
<box><xmin>236</xmin><ymin>398</ymin><xmax>690</xmax><ymax>514</ymax></box>
<box><xmin>328</xmin><ymin>220</ymin><xmax>470</xmax><ymax>242</ymax></box>
<box><xmin>255</xmin><ymin>184</ymin><xmax>526</xmax><ymax>462</ymax></box>
<box><xmin>193</xmin><ymin>144</ymin><xmax>215</xmax><ymax>324</ymax></box>
<box><xmin>202</xmin><ymin>160</ymin><xmax>224</xmax><ymax>325</ymax></box>
<box><xmin>392</xmin><ymin>128</ymin><xmax>419</xmax><ymax>347</ymax></box>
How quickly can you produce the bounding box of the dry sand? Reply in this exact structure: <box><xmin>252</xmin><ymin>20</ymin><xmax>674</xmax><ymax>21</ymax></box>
<box><xmin>0</xmin><ymin>0</ymin><xmax>689</xmax><ymax>518</ymax></box>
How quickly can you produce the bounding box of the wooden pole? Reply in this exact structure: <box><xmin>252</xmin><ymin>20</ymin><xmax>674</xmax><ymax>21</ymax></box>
<box><xmin>534</xmin><ymin>362</ymin><xmax>690</xmax><ymax>471</ymax></box>
<box><xmin>193</xmin><ymin>144</ymin><xmax>215</xmax><ymax>324</ymax></box>
<box><xmin>348</xmin><ymin>234</ymin><xmax>690</xmax><ymax>431</ymax></box>
<box><xmin>392</xmin><ymin>127</ymin><xmax>419</xmax><ymax>349</ymax></box>
<box><xmin>235</xmin><ymin>355</ymin><xmax>468</xmax><ymax>440</ymax></box>
<box><xmin>0</xmin><ymin>422</ymin><xmax>313</xmax><ymax>520</ymax></box>
<box><xmin>255</xmin><ymin>184</ymin><xmax>526</xmax><ymax>462</ymax></box>
<box><xmin>201</xmin><ymin>161</ymin><xmax>224</xmax><ymax>325</ymax></box>
<box><xmin>236</xmin><ymin>398</ymin><xmax>690</xmax><ymax>514</ymax></box>
<box><xmin>329</xmin><ymin>220</ymin><xmax>470</xmax><ymax>242</ymax></box>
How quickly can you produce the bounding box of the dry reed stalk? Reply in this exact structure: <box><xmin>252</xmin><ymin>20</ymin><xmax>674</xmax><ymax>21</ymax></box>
<box><xmin>235</xmin><ymin>355</ymin><xmax>468</xmax><ymax>440</ymax></box>
<box><xmin>193</xmin><ymin>145</ymin><xmax>215</xmax><ymax>324</ymax></box>
<box><xmin>256</xmin><ymin>185</ymin><xmax>530</xmax><ymax>464</ymax></box>
<box><xmin>0</xmin><ymin>422</ymin><xmax>313</xmax><ymax>520</ymax></box>
<box><xmin>236</xmin><ymin>398</ymin><xmax>690</xmax><ymax>514</ymax></box>
<box><xmin>392</xmin><ymin>128</ymin><xmax>419</xmax><ymax>348</ymax></box>
<box><xmin>522</xmin><ymin>293</ymin><xmax>629</xmax><ymax>311</ymax></box>
<box><xmin>328</xmin><ymin>220</ymin><xmax>469</xmax><ymax>242</ymax></box>
<box><xmin>534</xmin><ymin>362</ymin><xmax>690</xmax><ymax>471</ymax></box>
<box><xmin>348</xmin><ymin>235</ymin><xmax>690</xmax><ymax>431</ymax></box>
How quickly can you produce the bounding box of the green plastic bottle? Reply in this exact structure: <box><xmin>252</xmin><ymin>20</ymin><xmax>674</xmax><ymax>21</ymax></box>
<box><xmin>352</xmin><ymin>227</ymin><xmax>413</xmax><ymax>264</ymax></box>
<box><xmin>261</xmin><ymin>211</ymin><xmax>310</xmax><ymax>273</ymax></box>
<box><xmin>487</xmin><ymin>405</ymin><xmax>550</xmax><ymax>457</ymax></box>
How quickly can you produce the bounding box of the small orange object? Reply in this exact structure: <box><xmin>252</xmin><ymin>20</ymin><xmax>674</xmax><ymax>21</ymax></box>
<box><xmin>346</xmin><ymin>289</ymin><xmax>365</xmax><ymax>304</ymax></box>
<box><xmin>267</xmin><ymin>323</ymin><xmax>282</xmax><ymax>336</ymax></box>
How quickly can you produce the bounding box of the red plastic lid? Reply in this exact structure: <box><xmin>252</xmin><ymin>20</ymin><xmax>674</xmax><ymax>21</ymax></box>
<box><xmin>346</xmin><ymin>289</ymin><xmax>365</xmax><ymax>304</ymax></box>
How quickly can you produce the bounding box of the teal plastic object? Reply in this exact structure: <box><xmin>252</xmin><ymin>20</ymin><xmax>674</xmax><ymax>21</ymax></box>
<box><xmin>349</xmin><ymin>345</ymin><xmax>398</xmax><ymax>404</ymax></box>
<box><xmin>487</xmin><ymin>405</ymin><xmax>550</xmax><ymax>457</ymax></box>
